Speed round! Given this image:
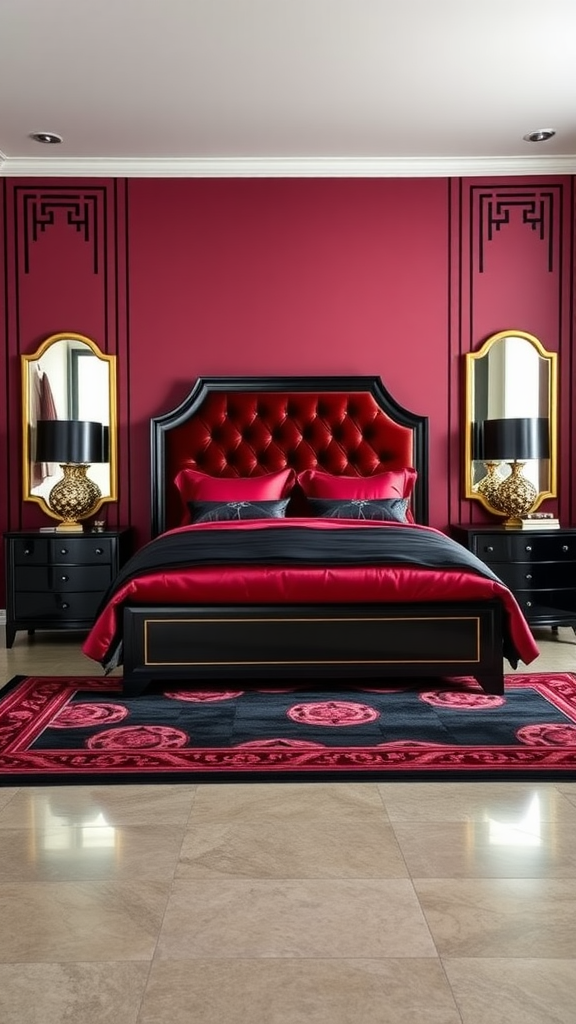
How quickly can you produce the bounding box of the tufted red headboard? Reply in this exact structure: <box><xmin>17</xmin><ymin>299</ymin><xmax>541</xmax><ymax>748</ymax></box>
<box><xmin>151</xmin><ymin>376</ymin><xmax>429</xmax><ymax>535</ymax></box>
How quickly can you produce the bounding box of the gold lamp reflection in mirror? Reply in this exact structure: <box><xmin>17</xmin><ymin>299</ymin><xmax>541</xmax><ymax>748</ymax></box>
<box><xmin>479</xmin><ymin>416</ymin><xmax>550</xmax><ymax>527</ymax></box>
<box><xmin>35</xmin><ymin>420</ymin><xmax>109</xmax><ymax>531</ymax></box>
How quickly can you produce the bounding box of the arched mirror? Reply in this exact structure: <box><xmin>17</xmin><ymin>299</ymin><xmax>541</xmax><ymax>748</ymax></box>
<box><xmin>22</xmin><ymin>333</ymin><xmax>117</xmax><ymax>528</ymax></box>
<box><xmin>464</xmin><ymin>330</ymin><xmax>558</xmax><ymax>520</ymax></box>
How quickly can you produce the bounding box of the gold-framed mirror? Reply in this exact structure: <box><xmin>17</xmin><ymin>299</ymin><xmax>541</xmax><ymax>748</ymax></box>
<box><xmin>22</xmin><ymin>332</ymin><xmax>118</xmax><ymax>527</ymax></box>
<box><xmin>464</xmin><ymin>330</ymin><xmax>558</xmax><ymax>519</ymax></box>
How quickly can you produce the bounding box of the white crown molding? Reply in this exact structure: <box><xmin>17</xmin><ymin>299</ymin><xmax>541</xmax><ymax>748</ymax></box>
<box><xmin>1</xmin><ymin>154</ymin><xmax>575</xmax><ymax>178</ymax></box>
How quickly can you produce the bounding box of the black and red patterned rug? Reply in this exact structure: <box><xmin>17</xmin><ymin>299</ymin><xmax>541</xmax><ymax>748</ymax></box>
<box><xmin>1</xmin><ymin>673</ymin><xmax>576</xmax><ymax>784</ymax></box>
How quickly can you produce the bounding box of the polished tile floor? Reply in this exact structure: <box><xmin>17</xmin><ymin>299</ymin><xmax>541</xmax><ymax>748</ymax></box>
<box><xmin>1</xmin><ymin>625</ymin><xmax>576</xmax><ymax>1023</ymax></box>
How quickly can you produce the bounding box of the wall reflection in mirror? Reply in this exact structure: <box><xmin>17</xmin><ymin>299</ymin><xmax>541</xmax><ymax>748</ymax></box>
<box><xmin>465</xmin><ymin>330</ymin><xmax>558</xmax><ymax>522</ymax></box>
<box><xmin>22</xmin><ymin>333</ymin><xmax>117</xmax><ymax>526</ymax></box>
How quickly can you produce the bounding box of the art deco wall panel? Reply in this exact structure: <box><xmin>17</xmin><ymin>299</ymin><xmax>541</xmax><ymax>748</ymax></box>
<box><xmin>0</xmin><ymin>180</ymin><xmax>129</xmax><ymax>591</ymax></box>
<box><xmin>448</xmin><ymin>177</ymin><xmax>574</xmax><ymax>528</ymax></box>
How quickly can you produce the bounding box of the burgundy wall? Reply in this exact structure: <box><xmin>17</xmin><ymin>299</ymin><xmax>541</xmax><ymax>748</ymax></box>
<box><xmin>1</xmin><ymin>175</ymin><xmax>574</xmax><ymax>600</ymax></box>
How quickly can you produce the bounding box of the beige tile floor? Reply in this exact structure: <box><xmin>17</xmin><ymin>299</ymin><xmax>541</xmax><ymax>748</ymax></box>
<box><xmin>0</xmin><ymin>625</ymin><xmax>576</xmax><ymax>1023</ymax></box>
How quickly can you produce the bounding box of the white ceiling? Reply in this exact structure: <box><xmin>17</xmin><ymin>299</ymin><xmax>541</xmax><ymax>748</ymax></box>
<box><xmin>1</xmin><ymin>0</ymin><xmax>575</xmax><ymax>178</ymax></box>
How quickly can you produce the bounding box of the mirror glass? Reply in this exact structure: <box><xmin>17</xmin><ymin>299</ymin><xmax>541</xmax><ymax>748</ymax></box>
<box><xmin>464</xmin><ymin>330</ymin><xmax>557</xmax><ymax>513</ymax></box>
<box><xmin>22</xmin><ymin>332</ymin><xmax>117</xmax><ymax>520</ymax></box>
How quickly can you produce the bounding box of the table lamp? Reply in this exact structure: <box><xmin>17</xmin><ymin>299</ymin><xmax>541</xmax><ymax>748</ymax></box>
<box><xmin>35</xmin><ymin>420</ymin><xmax>108</xmax><ymax>531</ymax></box>
<box><xmin>480</xmin><ymin>416</ymin><xmax>549</xmax><ymax>527</ymax></box>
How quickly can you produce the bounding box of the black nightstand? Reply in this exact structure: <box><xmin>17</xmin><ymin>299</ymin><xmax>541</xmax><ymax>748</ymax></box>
<box><xmin>451</xmin><ymin>524</ymin><xmax>576</xmax><ymax>631</ymax></box>
<box><xmin>3</xmin><ymin>528</ymin><xmax>132</xmax><ymax>648</ymax></box>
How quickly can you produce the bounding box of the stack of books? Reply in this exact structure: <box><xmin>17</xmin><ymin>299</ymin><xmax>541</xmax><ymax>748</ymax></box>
<box><xmin>519</xmin><ymin>513</ymin><xmax>560</xmax><ymax>530</ymax></box>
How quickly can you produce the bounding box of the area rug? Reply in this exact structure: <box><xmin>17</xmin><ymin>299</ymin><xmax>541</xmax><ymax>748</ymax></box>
<box><xmin>1</xmin><ymin>673</ymin><xmax>576</xmax><ymax>784</ymax></box>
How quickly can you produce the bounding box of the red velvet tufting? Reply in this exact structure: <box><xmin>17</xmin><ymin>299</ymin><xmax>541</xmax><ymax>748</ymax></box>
<box><xmin>163</xmin><ymin>391</ymin><xmax>414</xmax><ymax>531</ymax></box>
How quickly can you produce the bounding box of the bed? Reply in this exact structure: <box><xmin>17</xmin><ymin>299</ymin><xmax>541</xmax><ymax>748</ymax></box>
<box><xmin>82</xmin><ymin>375</ymin><xmax>539</xmax><ymax>696</ymax></box>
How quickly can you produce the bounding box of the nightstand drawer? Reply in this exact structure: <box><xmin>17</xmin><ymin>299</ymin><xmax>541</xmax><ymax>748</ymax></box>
<box><xmin>13</xmin><ymin>538</ymin><xmax>50</xmax><ymax>565</ymax></box>
<box><xmin>14</xmin><ymin>564</ymin><xmax>112</xmax><ymax>592</ymax></box>
<box><xmin>48</xmin><ymin>538</ymin><xmax>114</xmax><ymax>564</ymax></box>
<box><xmin>13</xmin><ymin>536</ymin><xmax>115</xmax><ymax>565</ymax></box>
<box><xmin>489</xmin><ymin>561</ymin><xmax>576</xmax><ymax>590</ymax></box>
<box><xmin>474</xmin><ymin>534</ymin><xmax>576</xmax><ymax>563</ymax></box>
<box><xmin>514</xmin><ymin>590</ymin><xmax>576</xmax><ymax>619</ymax></box>
<box><xmin>51</xmin><ymin>565</ymin><xmax>112</xmax><ymax>590</ymax></box>
<box><xmin>14</xmin><ymin>590</ymin><xmax>104</xmax><ymax>620</ymax></box>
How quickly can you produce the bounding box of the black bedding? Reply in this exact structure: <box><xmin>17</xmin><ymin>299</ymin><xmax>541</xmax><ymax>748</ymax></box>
<box><xmin>96</xmin><ymin>521</ymin><xmax>509</xmax><ymax>611</ymax></box>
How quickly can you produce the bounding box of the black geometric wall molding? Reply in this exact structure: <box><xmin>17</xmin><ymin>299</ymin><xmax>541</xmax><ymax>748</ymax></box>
<box><xmin>17</xmin><ymin>187</ymin><xmax>106</xmax><ymax>274</ymax></box>
<box><xmin>475</xmin><ymin>187</ymin><xmax>556</xmax><ymax>273</ymax></box>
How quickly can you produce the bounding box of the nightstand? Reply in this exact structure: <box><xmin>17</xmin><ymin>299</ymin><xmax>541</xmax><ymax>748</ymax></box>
<box><xmin>451</xmin><ymin>524</ymin><xmax>576</xmax><ymax>631</ymax></box>
<box><xmin>3</xmin><ymin>528</ymin><xmax>132</xmax><ymax>648</ymax></box>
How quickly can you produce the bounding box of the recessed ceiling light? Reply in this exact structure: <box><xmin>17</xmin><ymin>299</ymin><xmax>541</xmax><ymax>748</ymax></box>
<box><xmin>523</xmin><ymin>129</ymin><xmax>556</xmax><ymax>143</ymax></box>
<box><xmin>29</xmin><ymin>131</ymin><xmax>63</xmax><ymax>145</ymax></box>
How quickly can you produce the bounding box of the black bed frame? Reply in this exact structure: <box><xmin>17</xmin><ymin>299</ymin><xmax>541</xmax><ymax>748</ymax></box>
<box><xmin>120</xmin><ymin>376</ymin><xmax>505</xmax><ymax>696</ymax></box>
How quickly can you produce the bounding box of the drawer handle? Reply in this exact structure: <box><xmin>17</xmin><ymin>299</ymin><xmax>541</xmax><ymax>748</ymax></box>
<box><xmin>60</xmin><ymin>548</ymin><xmax>68</xmax><ymax>555</ymax></box>
<box><xmin>61</xmin><ymin>602</ymin><xmax>69</xmax><ymax>610</ymax></box>
<box><xmin>563</xmin><ymin>545</ymin><xmax>569</xmax><ymax>553</ymax></box>
<box><xmin>525</xmin><ymin>573</ymin><xmax>532</xmax><ymax>581</ymax></box>
<box><xmin>525</xmin><ymin>545</ymin><xmax>532</xmax><ymax>552</ymax></box>
<box><xmin>526</xmin><ymin>600</ymin><xmax>532</xmax><ymax>607</ymax></box>
<box><xmin>95</xmin><ymin>548</ymin><xmax>104</xmax><ymax>556</ymax></box>
<box><xmin>24</xmin><ymin>548</ymin><xmax>31</xmax><ymax>556</ymax></box>
<box><xmin>486</xmin><ymin>545</ymin><xmax>494</xmax><ymax>553</ymax></box>
<box><xmin>60</xmin><ymin>575</ymin><xmax>69</xmax><ymax>582</ymax></box>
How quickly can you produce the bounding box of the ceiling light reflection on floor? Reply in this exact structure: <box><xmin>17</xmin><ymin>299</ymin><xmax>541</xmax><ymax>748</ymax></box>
<box><xmin>40</xmin><ymin>808</ymin><xmax>116</xmax><ymax>852</ymax></box>
<box><xmin>486</xmin><ymin>794</ymin><xmax>542</xmax><ymax>847</ymax></box>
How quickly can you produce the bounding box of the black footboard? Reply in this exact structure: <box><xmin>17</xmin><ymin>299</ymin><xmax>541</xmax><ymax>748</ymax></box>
<box><xmin>121</xmin><ymin>601</ymin><xmax>504</xmax><ymax>697</ymax></box>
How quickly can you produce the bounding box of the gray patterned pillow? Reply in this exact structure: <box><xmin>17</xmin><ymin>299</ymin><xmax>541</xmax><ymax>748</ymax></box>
<box><xmin>306</xmin><ymin>498</ymin><xmax>410</xmax><ymax>523</ymax></box>
<box><xmin>188</xmin><ymin>499</ymin><xmax>290</xmax><ymax>523</ymax></box>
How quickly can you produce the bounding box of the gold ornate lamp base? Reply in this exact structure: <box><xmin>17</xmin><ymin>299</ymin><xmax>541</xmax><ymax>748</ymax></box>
<box><xmin>490</xmin><ymin>461</ymin><xmax>537</xmax><ymax>527</ymax></box>
<box><xmin>476</xmin><ymin>461</ymin><xmax>503</xmax><ymax>505</ymax></box>
<box><xmin>48</xmin><ymin>463</ymin><xmax>102</xmax><ymax>531</ymax></box>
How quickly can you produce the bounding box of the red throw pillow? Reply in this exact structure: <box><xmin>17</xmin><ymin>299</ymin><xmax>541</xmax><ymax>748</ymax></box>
<box><xmin>297</xmin><ymin>468</ymin><xmax>417</xmax><ymax>500</ymax></box>
<box><xmin>174</xmin><ymin>467</ymin><xmax>296</xmax><ymax>505</ymax></box>
<box><xmin>297</xmin><ymin>467</ymin><xmax>417</xmax><ymax>523</ymax></box>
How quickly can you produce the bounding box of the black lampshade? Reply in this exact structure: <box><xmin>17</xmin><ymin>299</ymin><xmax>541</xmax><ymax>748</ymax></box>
<box><xmin>35</xmin><ymin>420</ymin><xmax>108</xmax><ymax>464</ymax></box>
<box><xmin>480</xmin><ymin>417</ymin><xmax>549</xmax><ymax>462</ymax></box>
